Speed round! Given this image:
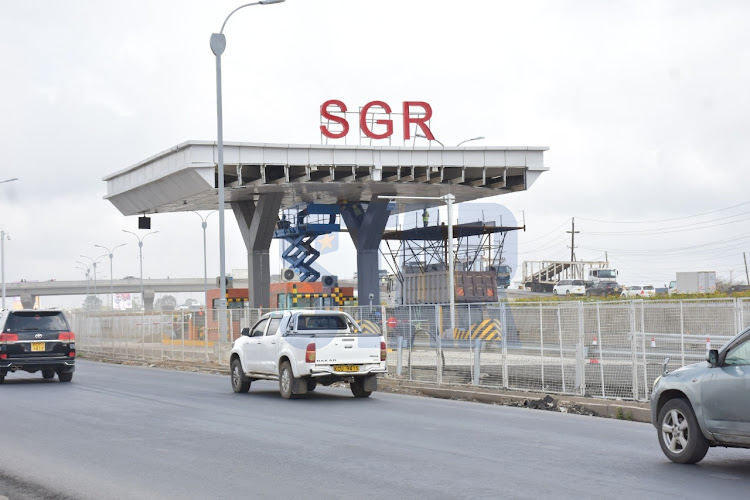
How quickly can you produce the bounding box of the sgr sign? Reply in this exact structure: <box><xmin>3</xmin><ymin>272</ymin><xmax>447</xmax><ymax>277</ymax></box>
<box><xmin>320</xmin><ymin>100</ymin><xmax>434</xmax><ymax>141</ymax></box>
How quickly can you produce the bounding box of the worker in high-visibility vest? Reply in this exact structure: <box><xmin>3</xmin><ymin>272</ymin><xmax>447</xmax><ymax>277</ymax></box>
<box><xmin>422</xmin><ymin>208</ymin><xmax>429</xmax><ymax>228</ymax></box>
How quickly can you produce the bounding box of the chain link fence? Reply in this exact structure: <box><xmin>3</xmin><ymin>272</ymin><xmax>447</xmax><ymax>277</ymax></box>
<box><xmin>70</xmin><ymin>298</ymin><xmax>745</xmax><ymax>401</ymax></box>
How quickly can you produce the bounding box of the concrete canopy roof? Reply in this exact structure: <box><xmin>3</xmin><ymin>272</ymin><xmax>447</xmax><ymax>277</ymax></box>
<box><xmin>103</xmin><ymin>141</ymin><xmax>549</xmax><ymax>215</ymax></box>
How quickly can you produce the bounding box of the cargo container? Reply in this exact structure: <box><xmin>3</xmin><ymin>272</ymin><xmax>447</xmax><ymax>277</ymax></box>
<box><xmin>668</xmin><ymin>272</ymin><xmax>716</xmax><ymax>295</ymax></box>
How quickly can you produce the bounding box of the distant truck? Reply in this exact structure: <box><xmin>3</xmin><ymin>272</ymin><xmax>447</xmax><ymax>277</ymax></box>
<box><xmin>668</xmin><ymin>272</ymin><xmax>717</xmax><ymax>295</ymax></box>
<box><xmin>493</xmin><ymin>265</ymin><xmax>513</xmax><ymax>289</ymax></box>
<box><xmin>522</xmin><ymin>260</ymin><xmax>616</xmax><ymax>293</ymax></box>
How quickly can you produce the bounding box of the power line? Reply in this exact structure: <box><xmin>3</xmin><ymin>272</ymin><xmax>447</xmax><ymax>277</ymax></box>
<box><xmin>577</xmin><ymin>199</ymin><xmax>750</xmax><ymax>224</ymax></box>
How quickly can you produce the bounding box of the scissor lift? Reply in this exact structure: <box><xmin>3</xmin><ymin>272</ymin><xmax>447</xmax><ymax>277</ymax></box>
<box><xmin>274</xmin><ymin>203</ymin><xmax>340</xmax><ymax>282</ymax></box>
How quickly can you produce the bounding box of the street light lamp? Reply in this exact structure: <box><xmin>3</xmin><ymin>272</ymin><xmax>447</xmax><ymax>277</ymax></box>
<box><xmin>123</xmin><ymin>230</ymin><xmax>159</xmax><ymax>310</ymax></box>
<box><xmin>211</xmin><ymin>0</ymin><xmax>286</xmax><ymax>340</ymax></box>
<box><xmin>94</xmin><ymin>243</ymin><xmax>126</xmax><ymax>310</ymax></box>
<box><xmin>416</xmin><ymin>133</ymin><xmax>444</xmax><ymax>147</ymax></box>
<box><xmin>80</xmin><ymin>254</ymin><xmax>108</xmax><ymax>300</ymax></box>
<box><xmin>191</xmin><ymin>211</ymin><xmax>216</xmax><ymax>308</ymax></box>
<box><xmin>456</xmin><ymin>136</ymin><xmax>485</xmax><ymax>147</ymax></box>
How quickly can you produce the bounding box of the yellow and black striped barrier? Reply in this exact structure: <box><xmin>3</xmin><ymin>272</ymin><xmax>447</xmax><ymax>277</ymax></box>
<box><xmin>358</xmin><ymin>319</ymin><xmax>382</xmax><ymax>335</ymax></box>
<box><xmin>453</xmin><ymin>318</ymin><xmax>502</xmax><ymax>342</ymax></box>
<box><xmin>291</xmin><ymin>285</ymin><xmax>354</xmax><ymax>306</ymax></box>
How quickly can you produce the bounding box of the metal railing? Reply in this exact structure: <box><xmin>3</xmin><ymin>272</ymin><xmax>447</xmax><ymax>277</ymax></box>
<box><xmin>69</xmin><ymin>298</ymin><xmax>747</xmax><ymax>402</ymax></box>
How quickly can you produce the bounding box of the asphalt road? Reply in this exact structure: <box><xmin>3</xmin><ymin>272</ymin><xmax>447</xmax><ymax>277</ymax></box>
<box><xmin>2</xmin><ymin>360</ymin><xmax>749</xmax><ymax>499</ymax></box>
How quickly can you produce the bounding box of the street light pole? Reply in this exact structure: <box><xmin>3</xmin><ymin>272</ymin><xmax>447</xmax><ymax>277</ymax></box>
<box><xmin>75</xmin><ymin>261</ymin><xmax>92</xmax><ymax>296</ymax></box>
<box><xmin>80</xmin><ymin>254</ymin><xmax>107</xmax><ymax>301</ymax></box>
<box><xmin>191</xmin><ymin>211</ymin><xmax>216</xmax><ymax>308</ymax></box>
<box><xmin>94</xmin><ymin>244</ymin><xmax>125</xmax><ymax>310</ymax></box>
<box><xmin>211</xmin><ymin>0</ymin><xmax>285</xmax><ymax>340</ymax></box>
<box><xmin>1</xmin><ymin>178</ymin><xmax>18</xmax><ymax>309</ymax></box>
<box><xmin>1</xmin><ymin>229</ymin><xmax>9</xmax><ymax>309</ymax></box>
<box><xmin>123</xmin><ymin>230</ymin><xmax>159</xmax><ymax>310</ymax></box>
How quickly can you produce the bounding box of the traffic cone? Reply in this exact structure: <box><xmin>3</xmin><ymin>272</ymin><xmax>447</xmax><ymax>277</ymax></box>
<box><xmin>589</xmin><ymin>337</ymin><xmax>600</xmax><ymax>364</ymax></box>
<box><xmin>651</xmin><ymin>337</ymin><xmax>656</xmax><ymax>348</ymax></box>
<box><xmin>706</xmin><ymin>337</ymin><xmax>711</xmax><ymax>352</ymax></box>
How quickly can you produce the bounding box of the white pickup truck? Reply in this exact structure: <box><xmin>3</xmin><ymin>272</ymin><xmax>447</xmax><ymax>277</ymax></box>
<box><xmin>229</xmin><ymin>310</ymin><xmax>387</xmax><ymax>399</ymax></box>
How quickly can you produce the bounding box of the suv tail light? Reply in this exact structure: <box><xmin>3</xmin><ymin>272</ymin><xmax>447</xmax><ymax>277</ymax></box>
<box><xmin>58</xmin><ymin>332</ymin><xmax>75</xmax><ymax>341</ymax></box>
<box><xmin>380</xmin><ymin>341</ymin><xmax>387</xmax><ymax>361</ymax></box>
<box><xmin>0</xmin><ymin>333</ymin><xmax>19</xmax><ymax>342</ymax></box>
<box><xmin>305</xmin><ymin>343</ymin><xmax>316</xmax><ymax>363</ymax></box>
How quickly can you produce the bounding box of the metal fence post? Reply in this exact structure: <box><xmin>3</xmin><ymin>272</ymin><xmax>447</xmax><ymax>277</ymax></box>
<box><xmin>473</xmin><ymin>339</ymin><xmax>482</xmax><ymax>385</ymax></box>
<box><xmin>629</xmin><ymin>301</ymin><xmax>639</xmax><ymax>400</ymax></box>
<box><xmin>540</xmin><ymin>303</ymin><xmax>545</xmax><ymax>391</ymax></box>
<box><xmin>575</xmin><ymin>301</ymin><xmax>585</xmax><ymax>396</ymax></box>
<box><xmin>435</xmin><ymin>304</ymin><xmax>442</xmax><ymax>385</ymax></box>
<box><xmin>596</xmin><ymin>302</ymin><xmax>605</xmax><ymax>397</ymax></box>
<box><xmin>396</xmin><ymin>336</ymin><xmax>403</xmax><ymax>377</ymax></box>
<box><xmin>501</xmin><ymin>302</ymin><xmax>509</xmax><ymax>389</ymax></box>
<box><xmin>680</xmin><ymin>301</ymin><xmax>685</xmax><ymax>367</ymax></box>
<box><xmin>640</xmin><ymin>301</ymin><xmax>648</xmax><ymax>400</ymax></box>
<box><xmin>557</xmin><ymin>304</ymin><xmax>566</xmax><ymax>394</ymax></box>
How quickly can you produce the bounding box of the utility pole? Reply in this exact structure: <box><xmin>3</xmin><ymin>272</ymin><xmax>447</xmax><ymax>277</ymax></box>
<box><xmin>744</xmin><ymin>252</ymin><xmax>749</xmax><ymax>286</ymax></box>
<box><xmin>567</xmin><ymin>218</ymin><xmax>579</xmax><ymax>277</ymax></box>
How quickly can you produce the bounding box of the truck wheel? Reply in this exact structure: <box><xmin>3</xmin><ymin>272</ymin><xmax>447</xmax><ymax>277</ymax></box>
<box><xmin>586</xmin><ymin>291</ymin><xmax>592</xmax><ymax>297</ymax></box>
<box><xmin>279</xmin><ymin>361</ymin><xmax>295</xmax><ymax>399</ymax></box>
<box><xmin>42</xmin><ymin>369</ymin><xmax>56</xmax><ymax>379</ymax></box>
<box><xmin>658</xmin><ymin>398</ymin><xmax>709</xmax><ymax>464</ymax></box>
<box><xmin>0</xmin><ymin>374</ymin><xmax>4</xmax><ymax>384</ymax></box>
<box><xmin>231</xmin><ymin>359</ymin><xmax>250</xmax><ymax>393</ymax></box>
<box><xmin>350</xmin><ymin>378</ymin><xmax>372</xmax><ymax>398</ymax></box>
<box><xmin>307</xmin><ymin>378</ymin><xmax>317</xmax><ymax>392</ymax></box>
<box><xmin>57</xmin><ymin>371</ymin><xmax>73</xmax><ymax>383</ymax></box>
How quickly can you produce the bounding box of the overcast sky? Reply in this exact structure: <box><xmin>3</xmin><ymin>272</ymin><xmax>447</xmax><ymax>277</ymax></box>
<box><xmin>2</xmin><ymin>0</ymin><xmax>749</xmax><ymax>307</ymax></box>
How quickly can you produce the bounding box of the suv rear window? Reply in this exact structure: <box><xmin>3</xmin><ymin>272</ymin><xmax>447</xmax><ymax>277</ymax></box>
<box><xmin>4</xmin><ymin>311</ymin><xmax>69</xmax><ymax>332</ymax></box>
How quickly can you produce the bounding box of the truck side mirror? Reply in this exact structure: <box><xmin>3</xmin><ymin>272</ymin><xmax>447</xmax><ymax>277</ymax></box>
<box><xmin>241</xmin><ymin>327</ymin><xmax>250</xmax><ymax>337</ymax></box>
<box><xmin>708</xmin><ymin>349</ymin><xmax>719</xmax><ymax>366</ymax></box>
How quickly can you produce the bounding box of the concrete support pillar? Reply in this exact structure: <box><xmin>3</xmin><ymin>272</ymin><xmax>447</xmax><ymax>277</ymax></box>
<box><xmin>20</xmin><ymin>293</ymin><xmax>35</xmax><ymax>309</ymax></box>
<box><xmin>341</xmin><ymin>199</ymin><xmax>391</xmax><ymax>306</ymax></box>
<box><xmin>231</xmin><ymin>193</ymin><xmax>282</xmax><ymax>308</ymax></box>
<box><xmin>143</xmin><ymin>290</ymin><xmax>155</xmax><ymax>312</ymax></box>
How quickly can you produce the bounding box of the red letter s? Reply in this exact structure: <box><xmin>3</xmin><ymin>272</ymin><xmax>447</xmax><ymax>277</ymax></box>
<box><xmin>320</xmin><ymin>100</ymin><xmax>349</xmax><ymax>139</ymax></box>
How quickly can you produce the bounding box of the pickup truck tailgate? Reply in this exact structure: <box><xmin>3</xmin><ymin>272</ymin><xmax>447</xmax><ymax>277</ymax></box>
<box><xmin>314</xmin><ymin>335</ymin><xmax>382</xmax><ymax>365</ymax></box>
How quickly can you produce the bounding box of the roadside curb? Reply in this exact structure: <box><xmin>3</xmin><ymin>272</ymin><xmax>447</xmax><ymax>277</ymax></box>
<box><xmin>378</xmin><ymin>378</ymin><xmax>651</xmax><ymax>423</ymax></box>
<box><xmin>80</xmin><ymin>355</ymin><xmax>651</xmax><ymax>423</ymax></box>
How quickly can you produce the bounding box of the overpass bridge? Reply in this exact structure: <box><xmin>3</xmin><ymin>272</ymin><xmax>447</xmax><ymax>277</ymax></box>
<box><xmin>4</xmin><ymin>277</ymin><xmax>359</xmax><ymax>311</ymax></box>
<box><xmin>3</xmin><ymin>278</ymin><xmax>247</xmax><ymax>311</ymax></box>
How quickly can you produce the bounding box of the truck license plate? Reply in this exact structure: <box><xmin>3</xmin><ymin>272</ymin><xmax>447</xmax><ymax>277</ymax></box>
<box><xmin>31</xmin><ymin>342</ymin><xmax>45</xmax><ymax>352</ymax></box>
<box><xmin>334</xmin><ymin>365</ymin><xmax>359</xmax><ymax>372</ymax></box>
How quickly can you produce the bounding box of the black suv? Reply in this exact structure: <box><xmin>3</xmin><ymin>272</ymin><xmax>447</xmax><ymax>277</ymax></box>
<box><xmin>585</xmin><ymin>281</ymin><xmax>622</xmax><ymax>297</ymax></box>
<box><xmin>0</xmin><ymin>309</ymin><xmax>76</xmax><ymax>383</ymax></box>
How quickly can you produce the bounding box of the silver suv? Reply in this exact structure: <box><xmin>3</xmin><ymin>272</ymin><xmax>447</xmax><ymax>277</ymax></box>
<box><xmin>651</xmin><ymin>326</ymin><xmax>750</xmax><ymax>463</ymax></box>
